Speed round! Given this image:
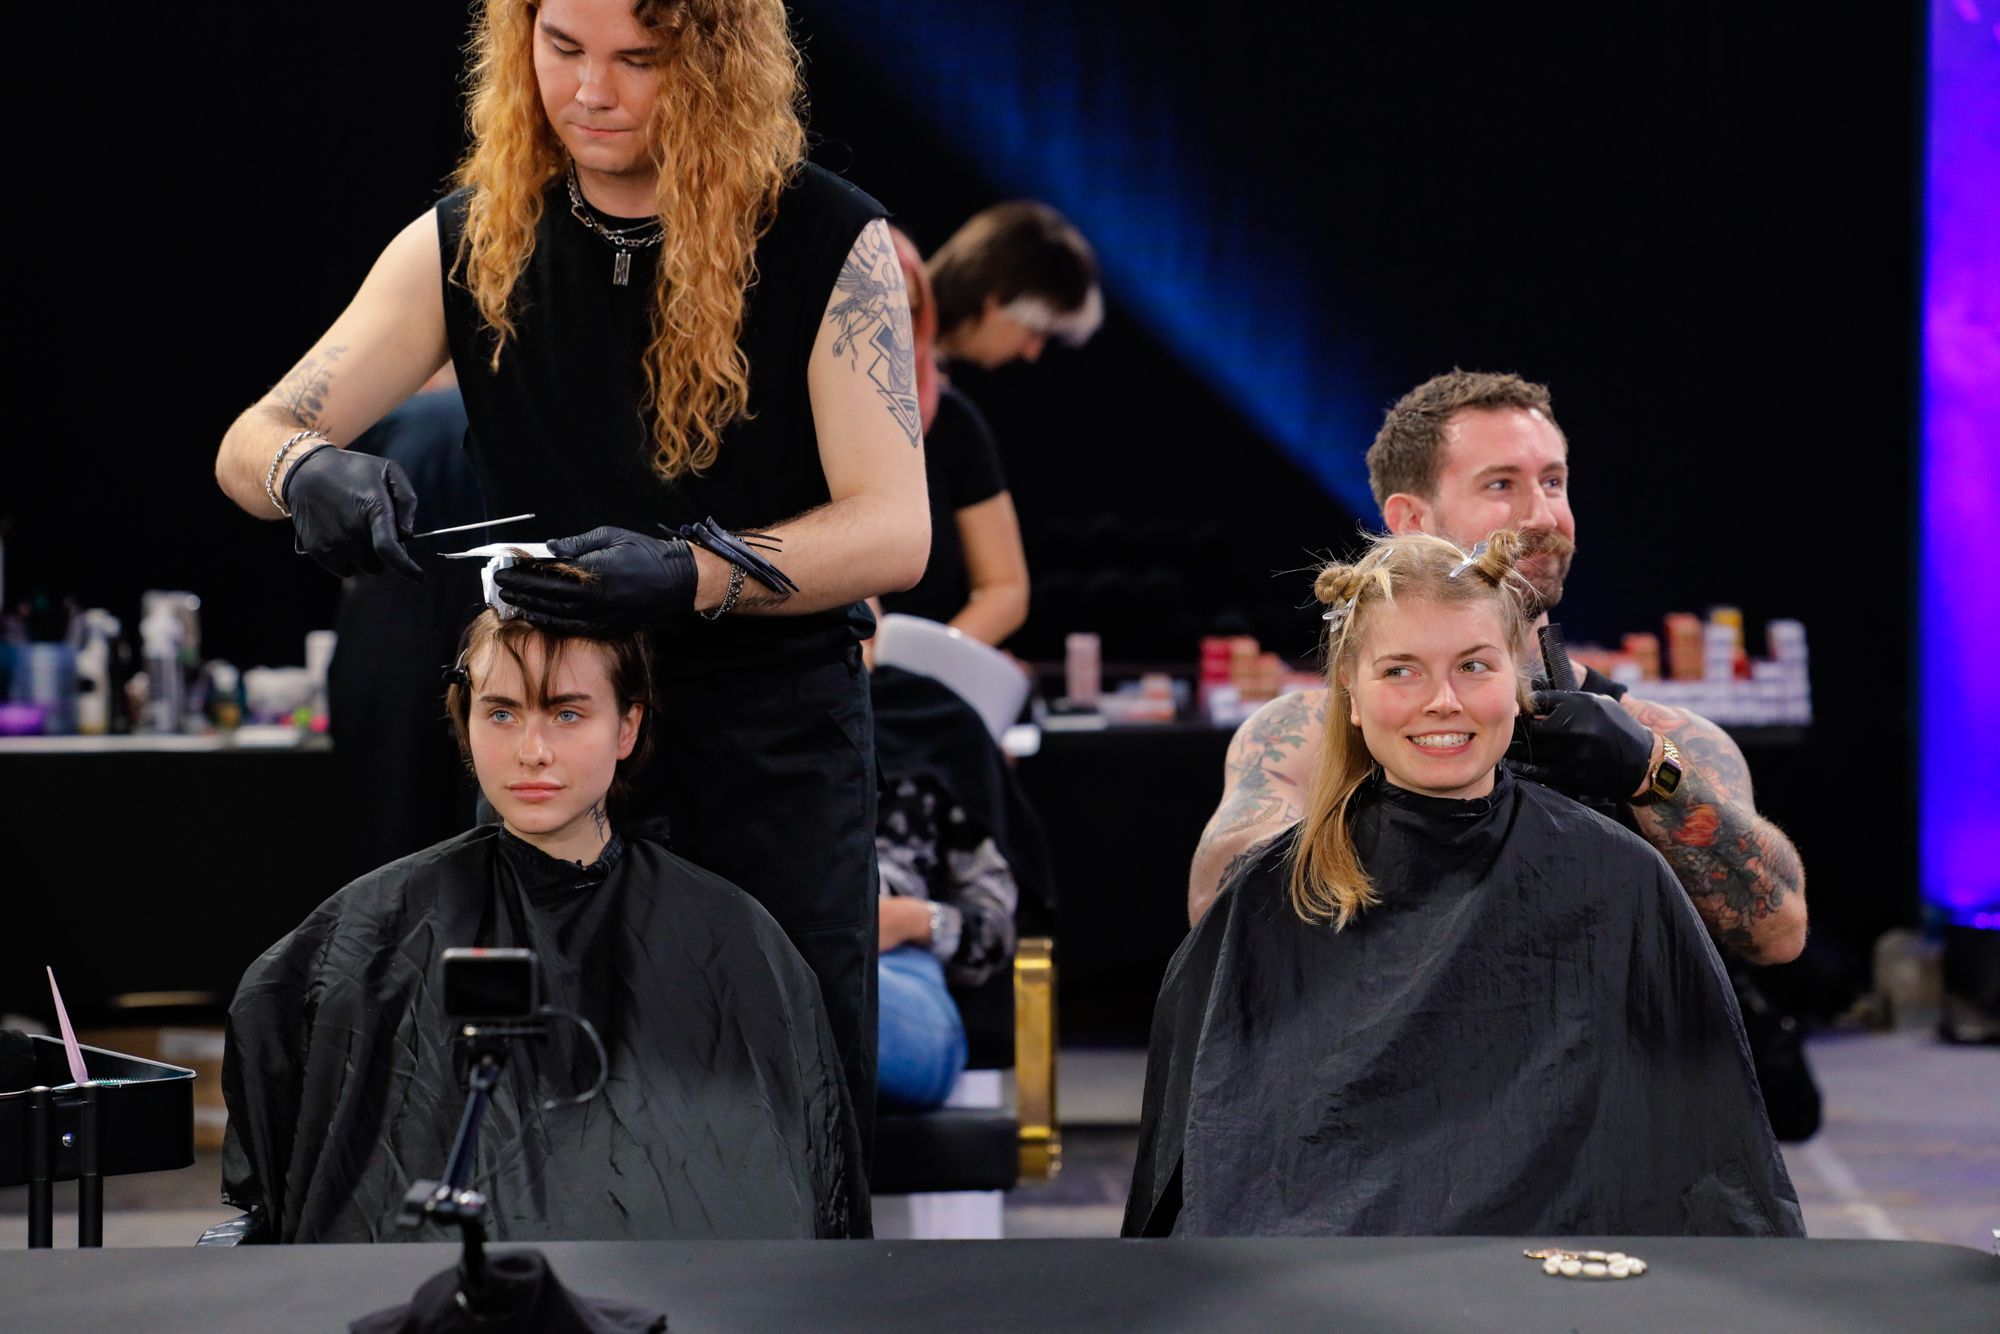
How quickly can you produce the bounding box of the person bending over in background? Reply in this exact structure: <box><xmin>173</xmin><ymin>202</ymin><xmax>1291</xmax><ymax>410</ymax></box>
<box><xmin>877</xmin><ymin>203</ymin><xmax>1103</xmax><ymax>647</ymax></box>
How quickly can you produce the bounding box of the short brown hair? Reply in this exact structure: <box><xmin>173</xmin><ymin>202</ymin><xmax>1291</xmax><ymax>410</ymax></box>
<box><xmin>1365</xmin><ymin>370</ymin><xmax>1562</xmax><ymax>511</ymax></box>
<box><xmin>928</xmin><ymin>201</ymin><xmax>1100</xmax><ymax>339</ymax></box>
<box><xmin>445</xmin><ymin>611</ymin><xmax>656</xmax><ymax>806</ymax></box>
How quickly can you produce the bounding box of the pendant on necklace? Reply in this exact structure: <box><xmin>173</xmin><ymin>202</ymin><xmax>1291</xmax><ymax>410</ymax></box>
<box><xmin>613</xmin><ymin>250</ymin><xmax>633</xmax><ymax>287</ymax></box>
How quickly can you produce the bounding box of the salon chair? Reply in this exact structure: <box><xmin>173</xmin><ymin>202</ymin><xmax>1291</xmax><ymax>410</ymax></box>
<box><xmin>868</xmin><ymin>616</ymin><xmax>1060</xmax><ymax>1239</ymax></box>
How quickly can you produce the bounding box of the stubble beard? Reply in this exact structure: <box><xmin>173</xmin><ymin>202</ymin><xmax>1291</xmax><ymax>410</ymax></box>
<box><xmin>1514</xmin><ymin>530</ymin><xmax>1576</xmax><ymax>614</ymax></box>
<box><xmin>1442</xmin><ymin>524</ymin><xmax>1575</xmax><ymax>614</ymax></box>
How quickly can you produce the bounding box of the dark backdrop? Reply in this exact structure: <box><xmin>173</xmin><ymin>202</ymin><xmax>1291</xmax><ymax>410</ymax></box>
<box><xmin>5</xmin><ymin>3</ymin><xmax>1919</xmax><ymax>1010</ymax></box>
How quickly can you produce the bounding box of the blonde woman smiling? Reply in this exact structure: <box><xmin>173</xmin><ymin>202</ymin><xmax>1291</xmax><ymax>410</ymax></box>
<box><xmin>1126</xmin><ymin>530</ymin><xmax>1802</xmax><ymax>1239</ymax></box>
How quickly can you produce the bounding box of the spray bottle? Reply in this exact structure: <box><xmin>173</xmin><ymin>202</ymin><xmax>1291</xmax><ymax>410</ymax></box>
<box><xmin>139</xmin><ymin>603</ymin><xmax>184</xmax><ymax>734</ymax></box>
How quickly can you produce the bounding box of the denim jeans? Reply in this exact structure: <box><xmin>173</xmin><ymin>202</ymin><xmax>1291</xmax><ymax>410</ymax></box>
<box><xmin>876</xmin><ymin>944</ymin><xmax>968</xmax><ymax>1109</ymax></box>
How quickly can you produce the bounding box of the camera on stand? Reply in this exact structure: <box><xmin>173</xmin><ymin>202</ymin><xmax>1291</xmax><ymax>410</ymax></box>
<box><xmin>356</xmin><ymin>949</ymin><xmax>657</xmax><ymax>1329</ymax></box>
<box><xmin>441</xmin><ymin>947</ymin><xmax>542</xmax><ymax>1027</ymax></box>
<box><xmin>397</xmin><ymin>948</ymin><xmax>548</xmax><ymax>1310</ymax></box>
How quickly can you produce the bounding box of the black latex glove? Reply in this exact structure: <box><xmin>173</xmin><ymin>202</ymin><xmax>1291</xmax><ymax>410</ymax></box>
<box><xmin>1507</xmin><ymin>689</ymin><xmax>1657</xmax><ymax>802</ymax></box>
<box><xmin>492</xmin><ymin>526</ymin><xmax>699</xmax><ymax>634</ymax></box>
<box><xmin>282</xmin><ymin>445</ymin><xmax>423</xmax><ymax>581</ymax></box>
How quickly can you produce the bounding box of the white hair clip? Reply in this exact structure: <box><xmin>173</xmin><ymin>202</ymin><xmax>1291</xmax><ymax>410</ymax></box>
<box><xmin>1448</xmin><ymin>540</ymin><xmax>1491</xmax><ymax>580</ymax></box>
<box><xmin>1322</xmin><ymin>596</ymin><xmax>1356</xmax><ymax>632</ymax></box>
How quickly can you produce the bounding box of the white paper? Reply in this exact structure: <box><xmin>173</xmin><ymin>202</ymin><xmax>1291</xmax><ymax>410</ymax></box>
<box><xmin>444</xmin><ymin>542</ymin><xmax>554</xmax><ymax>620</ymax></box>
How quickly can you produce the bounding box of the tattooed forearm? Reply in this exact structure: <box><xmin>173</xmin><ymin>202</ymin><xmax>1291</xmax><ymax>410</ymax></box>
<box><xmin>265</xmin><ymin>345</ymin><xmax>349</xmax><ymax>431</ymax></box>
<box><xmin>826</xmin><ymin>221</ymin><xmax>921</xmax><ymax>447</ymax></box>
<box><xmin>1622</xmin><ymin>696</ymin><xmax>1807</xmax><ymax>962</ymax></box>
<box><xmin>1189</xmin><ymin>689</ymin><xmax>1326</xmax><ymax>923</ymax></box>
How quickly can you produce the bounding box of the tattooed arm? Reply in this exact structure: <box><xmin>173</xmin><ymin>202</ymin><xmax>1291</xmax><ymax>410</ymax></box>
<box><xmin>1620</xmin><ymin>695</ymin><xmax>1808</xmax><ymax>964</ymax></box>
<box><xmin>215</xmin><ymin>211</ymin><xmax>449</xmax><ymax>515</ymax></box>
<box><xmin>681</xmin><ymin>218</ymin><xmax>930</xmax><ymax>615</ymax></box>
<box><xmin>1188</xmin><ymin>689</ymin><xmax>1327</xmax><ymax>925</ymax></box>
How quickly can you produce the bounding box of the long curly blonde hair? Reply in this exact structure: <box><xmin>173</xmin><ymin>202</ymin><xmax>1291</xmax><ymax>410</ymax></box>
<box><xmin>1289</xmin><ymin>530</ymin><xmax>1540</xmax><ymax>929</ymax></box>
<box><xmin>453</xmin><ymin>0</ymin><xmax>807</xmax><ymax>481</ymax></box>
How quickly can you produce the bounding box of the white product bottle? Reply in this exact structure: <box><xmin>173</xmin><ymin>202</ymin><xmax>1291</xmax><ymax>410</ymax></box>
<box><xmin>73</xmin><ymin>610</ymin><xmax>118</xmax><ymax>736</ymax></box>
<box><xmin>140</xmin><ymin>606</ymin><xmax>184</xmax><ymax>735</ymax></box>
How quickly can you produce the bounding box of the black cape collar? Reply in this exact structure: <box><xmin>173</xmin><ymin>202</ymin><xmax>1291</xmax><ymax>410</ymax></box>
<box><xmin>495</xmin><ymin>825</ymin><xmax>626</xmax><ymax>898</ymax></box>
<box><xmin>1365</xmin><ymin>764</ymin><xmax>1514</xmax><ymax>823</ymax></box>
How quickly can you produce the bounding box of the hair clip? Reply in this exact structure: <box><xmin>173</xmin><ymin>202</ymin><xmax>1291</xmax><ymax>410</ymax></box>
<box><xmin>1448</xmin><ymin>539</ymin><xmax>1491</xmax><ymax>580</ymax></box>
<box><xmin>1321</xmin><ymin>596</ymin><xmax>1356</xmax><ymax>632</ymax></box>
<box><xmin>442</xmin><ymin>662</ymin><xmax>471</xmax><ymax>689</ymax></box>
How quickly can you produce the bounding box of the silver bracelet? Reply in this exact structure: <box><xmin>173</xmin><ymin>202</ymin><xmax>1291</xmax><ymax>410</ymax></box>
<box><xmin>264</xmin><ymin>429</ymin><xmax>331</xmax><ymax>517</ymax></box>
<box><xmin>700</xmin><ymin>563</ymin><xmax>747</xmax><ymax>621</ymax></box>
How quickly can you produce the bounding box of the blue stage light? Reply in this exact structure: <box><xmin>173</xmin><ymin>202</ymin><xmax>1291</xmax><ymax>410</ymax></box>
<box><xmin>806</xmin><ymin>1</ymin><xmax>1378</xmax><ymax>517</ymax></box>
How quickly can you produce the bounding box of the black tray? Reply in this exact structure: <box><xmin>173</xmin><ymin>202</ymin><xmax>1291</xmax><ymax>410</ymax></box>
<box><xmin>2</xmin><ymin>1037</ymin><xmax>195</xmax><ymax>1187</ymax></box>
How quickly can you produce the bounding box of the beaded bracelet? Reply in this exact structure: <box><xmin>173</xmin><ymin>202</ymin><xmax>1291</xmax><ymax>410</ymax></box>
<box><xmin>700</xmin><ymin>563</ymin><xmax>748</xmax><ymax>621</ymax></box>
<box><xmin>1523</xmin><ymin>1247</ymin><xmax>1648</xmax><ymax>1280</ymax></box>
<box><xmin>264</xmin><ymin>429</ymin><xmax>331</xmax><ymax>517</ymax></box>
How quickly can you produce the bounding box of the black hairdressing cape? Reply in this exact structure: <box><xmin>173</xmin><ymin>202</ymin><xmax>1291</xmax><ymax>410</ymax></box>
<box><xmin>1124</xmin><ymin>768</ymin><xmax>1803</xmax><ymax>1238</ymax></box>
<box><xmin>222</xmin><ymin>826</ymin><xmax>868</xmax><ymax>1242</ymax></box>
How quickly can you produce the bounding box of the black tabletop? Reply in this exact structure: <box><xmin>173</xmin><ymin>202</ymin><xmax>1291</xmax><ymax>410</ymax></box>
<box><xmin>2</xmin><ymin>1237</ymin><xmax>1993</xmax><ymax>1332</ymax></box>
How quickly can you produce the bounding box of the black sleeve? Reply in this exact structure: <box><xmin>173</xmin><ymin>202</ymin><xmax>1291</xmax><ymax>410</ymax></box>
<box><xmin>930</xmin><ymin>385</ymin><xmax>1007</xmax><ymax>510</ymax></box>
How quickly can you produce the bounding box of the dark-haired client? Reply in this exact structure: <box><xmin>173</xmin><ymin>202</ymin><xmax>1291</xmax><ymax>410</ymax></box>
<box><xmin>1126</xmin><ymin>531</ymin><xmax>1803</xmax><ymax>1237</ymax></box>
<box><xmin>222</xmin><ymin>612</ymin><xmax>868</xmax><ymax>1242</ymax></box>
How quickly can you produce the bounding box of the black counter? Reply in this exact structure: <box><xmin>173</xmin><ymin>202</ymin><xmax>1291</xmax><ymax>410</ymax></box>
<box><xmin>2</xmin><ymin>1236</ymin><xmax>1991</xmax><ymax>1333</ymax></box>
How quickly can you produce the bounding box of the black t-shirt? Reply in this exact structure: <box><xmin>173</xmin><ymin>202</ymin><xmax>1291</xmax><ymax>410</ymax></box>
<box><xmin>436</xmin><ymin>164</ymin><xmax>887</xmax><ymax>672</ymax></box>
<box><xmin>882</xmin><ymin>384</ymin><xmax>1007</xmax><ymax>627</ymax></box>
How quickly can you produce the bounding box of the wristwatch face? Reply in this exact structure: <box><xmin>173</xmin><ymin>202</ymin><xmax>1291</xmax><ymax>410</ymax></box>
<box><xmin>1651</xmin><ymin>742</ymin><xmax>1684</xmax><ymax>800</ymax></box>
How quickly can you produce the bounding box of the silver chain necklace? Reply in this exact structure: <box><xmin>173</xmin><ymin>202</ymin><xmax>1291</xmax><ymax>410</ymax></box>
<box><xmin>565</xmin><ymin>167</ymin><xmax>664</xmax><ymax>287</ymax></box>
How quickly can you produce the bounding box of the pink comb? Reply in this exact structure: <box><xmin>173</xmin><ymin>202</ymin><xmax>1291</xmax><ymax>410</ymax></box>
<box><xmin>45</xmin><ymin>966</ymin><xmax>91</xmax><ymax>1086</ymax></box>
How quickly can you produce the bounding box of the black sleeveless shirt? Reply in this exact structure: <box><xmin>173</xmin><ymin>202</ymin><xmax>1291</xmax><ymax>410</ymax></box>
<box><xmin>436</xmin><ymin>164</ymin><xmax>887</xmax><ymax>672</ymax></box>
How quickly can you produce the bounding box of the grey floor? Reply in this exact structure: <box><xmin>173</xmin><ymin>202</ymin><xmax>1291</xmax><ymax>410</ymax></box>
<box><xmin>4</xmin><ymin>1031</ymin><xmax>1994</xmax><ymax>1250</ymax></box>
